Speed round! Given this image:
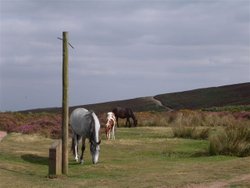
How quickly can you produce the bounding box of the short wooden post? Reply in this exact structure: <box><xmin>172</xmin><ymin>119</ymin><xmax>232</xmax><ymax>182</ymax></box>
<box><xmin>49</xmin><ymin>140</ymin><xmax>62</xmax><ymax>177</ymax></box>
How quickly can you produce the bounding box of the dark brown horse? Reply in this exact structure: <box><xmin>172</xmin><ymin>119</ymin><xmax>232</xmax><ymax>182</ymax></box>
<box><xmin>112</xmin><ymin>107</ymin><xmax>137</xmax><ymax>127</ymax></box>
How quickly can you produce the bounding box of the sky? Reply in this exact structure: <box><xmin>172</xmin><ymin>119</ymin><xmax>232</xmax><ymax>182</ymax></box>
<box><xmin>0</xmin><ymin>0</ymin><xmax>250</xmax><ymax>111</ymax></box>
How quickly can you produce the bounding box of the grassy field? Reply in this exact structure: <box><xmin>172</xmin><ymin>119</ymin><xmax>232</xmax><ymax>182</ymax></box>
<box><xmin>1</xmin><ymin>127</ymin><xmax>250</xmax><ymax>188</ymax></box>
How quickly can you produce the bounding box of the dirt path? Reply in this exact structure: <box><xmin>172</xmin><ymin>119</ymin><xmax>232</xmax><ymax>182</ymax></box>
<box><xmin>146</xmin><ymin>96</ymin><xmax>172</xmax><ymax>111</ymax></box>
<box><xmin>0</xmin><ymin>131</ymin><xmax>7</xmax><ymax>142</ymax></box>
<box><xmin>187</xmin><ymin>174</ymin><xmax>250</xmax><ymax>188</ymax></box>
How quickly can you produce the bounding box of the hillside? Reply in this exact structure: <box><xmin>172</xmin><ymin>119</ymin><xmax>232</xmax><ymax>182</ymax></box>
<box><xmin>155</xmin><ymin>82</ymin><xmax>250</xmax><ymax>110</ymax></box>
<box><xmin>21</xmin><ymin>97</ymin><xmax>165</xmax><ymax>114</ymax></box>
<box><xmin>21</xmin><ymin>82</ymin><xmax>250</xmax><ymax>113</ymax></box>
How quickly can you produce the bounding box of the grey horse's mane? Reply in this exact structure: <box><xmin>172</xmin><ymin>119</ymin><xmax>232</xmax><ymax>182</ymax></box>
<box><xmin>82</xmin><ymin>110</ymin><xmax>98</xmax><ymax>144</ymax></box>
<box><xmin>88</xmin><ymin>112</ymin><xmax>97</xmax><ymax>144</ymax></box>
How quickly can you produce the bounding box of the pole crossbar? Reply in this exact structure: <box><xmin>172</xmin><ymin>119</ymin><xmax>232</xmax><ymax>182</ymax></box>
<box><xmin>57</xmin><ymin>37</ymin><xmax>75</xmax><ymax>49</ymax></box>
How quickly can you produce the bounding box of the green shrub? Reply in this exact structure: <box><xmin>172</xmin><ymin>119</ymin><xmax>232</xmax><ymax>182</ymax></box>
<box><xmin>191</xmin><ymin>128</ymin><xmax>210</xmax><ymax>140</ymax></box>
<box><xmin>209</xmin><ymin>125</ymin><xmax>250</xmax><ymax>157</ymax></box>
<box><xmin>172</xmin><ymin>126</ymin><xmax>194</xmax><ymax>138</ymax></box>
<box><xmin>172</xmin><ymin>126</ymin><xmax>210</xmax><ymax>140</ymax></box>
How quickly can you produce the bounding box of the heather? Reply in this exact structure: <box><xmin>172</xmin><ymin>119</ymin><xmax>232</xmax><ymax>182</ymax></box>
<box><xmin>135</xmin><ymin>110</ymin><xmax>250</xmax><ymax>127</ymax></box>
<box><xmin>0</xmin><ymin>112</ymin><xmax>61</xmax><ymax>138</ymax></box>
<box><xmin>1</xmin><ymin>110</ymin><xmax>250</xmax><ymax>157</ymax></box>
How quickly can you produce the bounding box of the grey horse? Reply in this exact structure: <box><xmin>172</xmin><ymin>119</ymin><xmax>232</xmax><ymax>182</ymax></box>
<box><xmin>70</xmin><ymin>108</ymin><xmax>101</xmax><ymax>164</ymax></box>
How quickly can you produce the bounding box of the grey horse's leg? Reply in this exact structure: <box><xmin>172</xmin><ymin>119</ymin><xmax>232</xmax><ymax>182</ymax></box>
<box><xmin>80</xmin><ymin>138</ymin><xmax>86</xmax><ymax>164</ymax></box>
<box><xmin>73</xmin><ymin>134</ymin><xmax>79</xmax><ymax>162</ymax></box>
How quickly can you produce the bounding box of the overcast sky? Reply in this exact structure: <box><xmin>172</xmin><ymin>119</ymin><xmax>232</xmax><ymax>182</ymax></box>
<box><xmin>0</xmin><ymin>0</ymin><xmax>249</xmax><ymax>111</ymax></box>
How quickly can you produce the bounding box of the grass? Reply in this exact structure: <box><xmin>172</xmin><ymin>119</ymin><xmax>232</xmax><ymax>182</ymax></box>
<box><xmin>172</xmin><ymin>126</ymin><xmax>210</xmax><ymax>140</ymax></box>
<box><xmin>1</xmin><ymin>128</ymin><xmax>250</xmax><ymax>187</ymax></box>
<box><xmin>209</xmin><ymin>125</ymin><xmax>250</xmax><ymax>157</ymax></box>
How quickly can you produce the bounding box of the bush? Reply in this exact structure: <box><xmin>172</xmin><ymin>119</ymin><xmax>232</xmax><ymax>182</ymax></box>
<box><xmin>172</xmin><ymin>126</ymin><xmax>194</xmax><ymax>138</ymax></box>
<box><xmin>209</xmin><ymin>125</ymin><xmax>250</xmax><ymax>157</ymax></box>
<box><xmin>191</xmin><ymin>128</ymin><xmax>210</xmax><ymax>140</ymax></box>
<box><xmin>172</xmin><ymin>126</ymin><xmax>210</xmax><ymax>140</ymax></box>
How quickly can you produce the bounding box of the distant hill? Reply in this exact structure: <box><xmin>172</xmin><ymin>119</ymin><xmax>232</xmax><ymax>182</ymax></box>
<box><xmin>21</xmin><ymin>97</ymin><xmax>165</xmax><ymax>114</ymax></box>
<box><xmin>155</xmin><ymin>82</ymin><xmax>250</xmax><ymax>110</ymax></box>
<box><xmin>21</xmin><ymin>82</ymin><xmax>250</xmax><ymax>113</ymax></box>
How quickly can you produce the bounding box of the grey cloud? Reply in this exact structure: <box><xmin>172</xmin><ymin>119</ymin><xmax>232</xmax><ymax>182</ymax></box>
<box><xmin>0</xmin><ymin>0</ymin><xmax>249</xmax><ymax>111</ymax></box>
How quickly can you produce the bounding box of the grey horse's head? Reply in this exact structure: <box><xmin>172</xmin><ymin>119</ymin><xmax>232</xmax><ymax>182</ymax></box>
<box><xmin>90</xmin><ymin>140</ymin><xmax>101</xmax><ymax>164</ymax></box>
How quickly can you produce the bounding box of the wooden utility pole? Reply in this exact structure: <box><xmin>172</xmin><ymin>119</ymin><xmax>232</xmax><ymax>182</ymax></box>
<box><xmin>62</xmin><ymin>31</ymin><xmax>69</xmax><ymax>175</ymax></box>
